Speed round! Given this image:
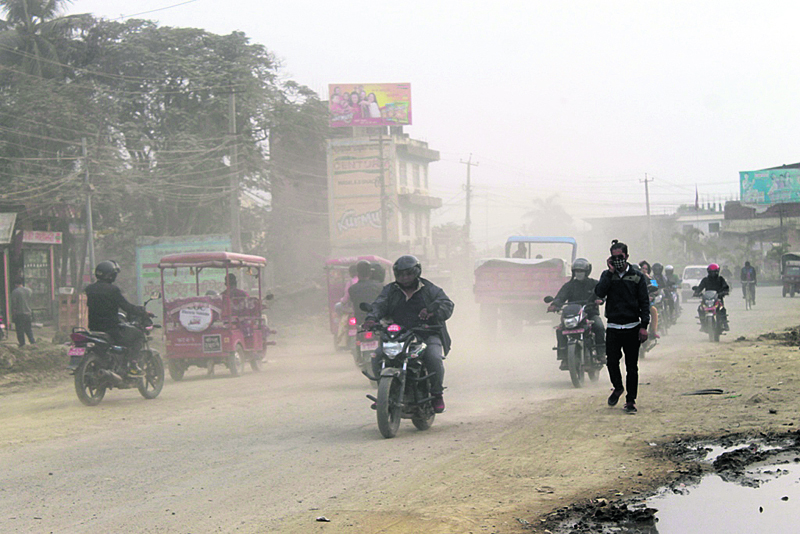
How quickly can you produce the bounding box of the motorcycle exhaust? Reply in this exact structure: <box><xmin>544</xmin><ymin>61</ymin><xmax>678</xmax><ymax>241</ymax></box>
<box><xmin>99</xmin><ymin>369</ymin><xmax>123</xmax><ymax>384</ymax></box>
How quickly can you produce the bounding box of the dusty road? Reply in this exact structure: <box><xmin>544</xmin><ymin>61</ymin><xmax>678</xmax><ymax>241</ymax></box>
<box><xmin>2</xmin><ymin>286</ymin><xmax>800</xmax><ymax>533</ymax></box>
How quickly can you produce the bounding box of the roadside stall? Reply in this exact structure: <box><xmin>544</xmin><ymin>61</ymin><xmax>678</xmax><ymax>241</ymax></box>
<box><xmin>19</xmin><ymin>230</ymin><xmax>61</xmax><ymax>323</ymax></box>
<box><xmin>0</xmin><ymin>213</ymin><xmax>15</xmax><ymax>331</ymax></box>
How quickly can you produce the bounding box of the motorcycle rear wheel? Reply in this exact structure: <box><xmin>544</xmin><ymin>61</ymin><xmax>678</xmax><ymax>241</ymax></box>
<box><xmin>567</xmin><ymin>343</ymin><xmax>585</xmax><ymax>388</ymax></box>
<box><xmin>412</xmin><ymin>408</ymin><xmax>435</xmax><ymax>431</ymax></box>
<box><xmin>74</xmin><ymin>354</ymin><xmax>107</xmax><ymax>406</ymax></box>
<box><xmin>137</xmin><ymin>351</ymin><xmax>165</xmax><ymax>399</ymax></box>
<box><xmin>377</xmin><ymin>376</ymin><xmax>402</xmax><ymax>438</ymax></box>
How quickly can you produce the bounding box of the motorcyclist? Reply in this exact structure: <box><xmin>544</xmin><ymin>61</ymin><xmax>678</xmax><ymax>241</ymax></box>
<box><xmin>638</xmin><ymin>260</ymin><xmax>660</xmax><ymax>336</ymax></box>
<box><xmin>663</xmin><ymin>264</ymin><xmax>682</xmax><ymax>316</ymax></box>
<box><xmin>547</xmin><ymin>258</ymin><xmax>605</xmax><ymax>367</ymax></box>
<box><xmin>694</xmin><ymin>263</ymin><xmax>730</xmax><ymax>331</ymax></box>
<box><xmin>363</xmin><ymin>255</ymin><xmax>454</xmax><ymax>413</ymax></box>
<box><xmin>651</xmin><ymin>263</ymin><xmax>676</xmax><ymax>321</ymax></box>
<box><xmin>84</xmin><ymin>260</ymin><xmax>149</xmax><ymax>377</ymax></box>
<box><xmin>740</xmin><ymin>261</ymin><xmax>757</xmax><ymax>304</ymax></box>
<box><xmin>348</xmin><ymin>260</ymin><xmax>383</xmax><ymax>325</ymax></box>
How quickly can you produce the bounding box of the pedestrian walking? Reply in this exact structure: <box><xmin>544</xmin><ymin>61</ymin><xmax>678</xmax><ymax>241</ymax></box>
<box><xmin>10</xmin><ymin>279</ymin><xmax>35</xmax><ymax>347</ymax></box>
<box><xmin>594</xmin><ymin>240</ymin><xmax>650</xmax><ymax>414</ymax></box>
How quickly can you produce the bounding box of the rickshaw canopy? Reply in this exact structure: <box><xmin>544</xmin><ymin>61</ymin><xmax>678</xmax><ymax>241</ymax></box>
<box><xmin>324</xmin><ymin>255</ymin><xmax>394</xmax><ymax>268</ymax></box>
<box><xmin>158</xmin><ymin>252</ymin><xmax>267</xmax><ymax>269</ymax></box>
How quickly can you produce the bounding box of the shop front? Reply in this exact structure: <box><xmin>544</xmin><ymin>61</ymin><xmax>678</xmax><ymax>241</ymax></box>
<box><xmin>0</xmin><ymin>213</ymin><xmax>16</xmax><ymax>327</ymax></box>
<box><xmin>18</xmin><ymin>231</ymin><xmax>61</xmax><ymax>322</ymax></box>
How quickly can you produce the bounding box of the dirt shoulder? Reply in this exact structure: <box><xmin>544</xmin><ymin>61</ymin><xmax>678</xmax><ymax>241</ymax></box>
<box><xmin>284</xmin><ymin>331</ymin><xmax>800</xmax><ymax>533</ymax></box>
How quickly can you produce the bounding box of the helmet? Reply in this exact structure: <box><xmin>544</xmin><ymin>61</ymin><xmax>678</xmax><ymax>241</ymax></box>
<box><xmin>370</xmin><ymin>262</ymin><xmax>386</xmax><ymax>283</ymax></box>
<box><xmin>95</xmin><ymin>260</ymin><xmax>120</xmax><ymax>282</ymax></box>
<box><xmin>652</xmin><ymin>262</ymin><xmax>663</xmax><ymax>275</ymax></box>
<box><xmin>393</xmin><ymin>255</ymin><xmax>422</xmax><ymax>288</ymax></box>
<box><xmin>708</xmin><ymin>263</ymin><xmax>720</xmax><ymax>277</ymax></box>
<box><xmin>355</xmin><ymin>260</ymin><xmax>372</xmax><ymax>279</ymax></box>
<box><xmin>665</xmin><ymin>264</ymin><xmax>674</xmax><ymax>274</ymax></box>
<box><xmin>571</xmin><ymin>258</ymin><xmax>592</xmax><ymax>277</ymax></box>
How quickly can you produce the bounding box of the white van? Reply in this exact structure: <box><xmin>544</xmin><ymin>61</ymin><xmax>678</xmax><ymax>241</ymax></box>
<box><xmin>681</xmin><ymin>265</ymin><xmax>708</xmax><ymax>300</ymax></box>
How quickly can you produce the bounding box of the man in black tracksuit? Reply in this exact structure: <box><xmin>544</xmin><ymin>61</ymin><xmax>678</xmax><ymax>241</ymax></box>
<box><xmin>364</xmin><ymin>255</ymin><xmax>454</xmax><ymax>413</ymax></box>
<box><xmin>594</xmin><ymin>240</ymin><xmax>650</xmax><ymax>414</ymax></box>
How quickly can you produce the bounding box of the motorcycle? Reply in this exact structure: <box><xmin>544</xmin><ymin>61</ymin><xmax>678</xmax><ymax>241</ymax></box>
<box><xmin>0</xmin><ymin>314</ymin><xmax>5</xmax><ymax>341</ymax></box>
<box><xmin>544</xmin><ymin>296</ymin><xmax>604</xmax><ymax>388</ymax></box>
<box><xmin>67</xmin><ymin>294</ymin><xmax>164</xmax><ymax>406</ymax></box>
<box><xmin>694</xmin><ymin>287</ymin><xmax>726</xmax><ymax>342</ymax></box>
<box><xmin>361</xmin><ymin>313</ymin><xmax>440</xmax><ymax>439</ymax></box>
<box><xmin>639</xmin><ymin>284</ymin><xmax>660</xmax><ymax>359</ymax></box>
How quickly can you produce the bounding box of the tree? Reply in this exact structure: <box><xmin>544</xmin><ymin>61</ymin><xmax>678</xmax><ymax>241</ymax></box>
<box><xmin>522</xmin><ymin>194</ymin><xmax>575</xmax><ymax>236</ymax></box>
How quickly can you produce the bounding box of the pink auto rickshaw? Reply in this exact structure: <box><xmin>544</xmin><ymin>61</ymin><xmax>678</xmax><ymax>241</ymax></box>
<box><xmin>158</xmin><ymin>252</ymin><xmax>275</xmax><ymax>380</ymax></box>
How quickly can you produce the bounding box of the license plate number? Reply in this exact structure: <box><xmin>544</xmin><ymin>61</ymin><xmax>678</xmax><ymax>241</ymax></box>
<box><xmin>361</xmin><ymin>340</ymin><xmax>379</xmax><ymax>352</ymax></box>
<box><xmin>68</xmin><ymin>347</ymin><xmax>85</xmax><ymax>356</ymax></box>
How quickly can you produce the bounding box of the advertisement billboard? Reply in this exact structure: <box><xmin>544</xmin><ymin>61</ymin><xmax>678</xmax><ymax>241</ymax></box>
<box><xmin>329</xmin><ymin>83</ymin><xmax>411</xmax><ymax>128</ymax></box>
<box><xmin>328</xmin><ymin>141</ymin><xmax>395</xmax><ymax>247</ymax></box>
<box><xmin>740</xmin><ymin>168</ymin><xmax>800</xmax><ymax>205</ymax></box>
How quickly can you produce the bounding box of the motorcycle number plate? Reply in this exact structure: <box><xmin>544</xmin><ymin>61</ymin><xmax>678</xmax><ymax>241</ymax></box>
<box><xmin>348</xmin><ymin>328</ymin><xmax>358</xmax><ymax>336</ymax></box>
<box><xmin>68</xmin><ymin>347</ymin><xmax>86</xmax><ymax>357</ymax></box>
<box><xmin>361</xmin><ymin>340</ymin><xmax>379</xmax><ymax>352</ymax></box>
<box><xmin>562</xmin><ymin>329</ymin><xmax>585</xmax><ymax>335</ymax></box>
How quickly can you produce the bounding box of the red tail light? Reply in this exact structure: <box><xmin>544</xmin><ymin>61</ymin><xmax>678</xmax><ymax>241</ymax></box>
<box><xmin>388</xmin><ymin>324</ymin><xmax>401</xmax><ymax>333</ymax></box>
<box><xmin>348</xmin><ymin>316</ymin><xmax>357</xmax><ymax>326</ymax></box>
<box><xmin>364</xmin><ymin>331</ymin><xmax>373</xmax><ymax>339</ymax></box>
<box><xmin>70</xmin><ymin>332</ymin><xmax>89</xmax><ymax>344</ymax></box>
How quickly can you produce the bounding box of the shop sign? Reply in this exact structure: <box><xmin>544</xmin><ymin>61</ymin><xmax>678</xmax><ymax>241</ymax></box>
<box><xmin>22</xmin><ymin>231</ymin><xmax>62</xmax><ymax>245</ymax></box>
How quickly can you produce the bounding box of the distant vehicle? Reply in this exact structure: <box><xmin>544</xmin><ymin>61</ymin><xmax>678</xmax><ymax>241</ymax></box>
<box><xmin>474</xmin><ymin>236</ymin><xmax>575</xmax><ymax>335</ymax></box>
<box><xmin>681</xmin><ymin>265</ymin><xmax>708</xmax><ymax>301</ymax></box>
<box><xmin>781</xmin><ymin>253</ymin><xmax>800</xmax><ymax>297</ymax></box>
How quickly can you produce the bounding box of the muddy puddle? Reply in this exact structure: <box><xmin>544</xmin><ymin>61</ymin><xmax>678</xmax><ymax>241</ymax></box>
<box><xmin>539</xmin><ymin>431</ymin><xmax>800</xmax><ymax>534</ymax></box>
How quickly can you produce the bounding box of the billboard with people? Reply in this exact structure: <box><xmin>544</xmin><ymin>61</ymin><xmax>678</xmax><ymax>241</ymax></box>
<box><xmin>740</xmin><ymin>168</ymin><xmax>800</xmax><ymax>205</ymax></box>
<box><xmin>328</xmin><ymin>83</ymin><xmax>411</xmax><ymax>128</ymax></box>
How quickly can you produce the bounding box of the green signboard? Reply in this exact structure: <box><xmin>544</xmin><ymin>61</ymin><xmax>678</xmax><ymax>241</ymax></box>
<box><xmin>740</xmin><ymin>168</ymin><xmax>800</xmax><ymax>205</ymax></box>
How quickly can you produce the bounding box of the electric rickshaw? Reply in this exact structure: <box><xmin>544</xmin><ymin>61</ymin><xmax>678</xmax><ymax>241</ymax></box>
<box><xmin>158</xmin><ymin>252</ymin><xmax>275</xmax><ymax>380</ymax></box>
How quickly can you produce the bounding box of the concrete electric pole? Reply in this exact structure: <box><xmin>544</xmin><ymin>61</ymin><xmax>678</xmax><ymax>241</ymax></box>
<box><xmin>229</xmin><ymin>90</ymin><xmax>242</xmax><ymax>253</ymax></box>
<box><xmin>460</xmin><ymin>154</ymin><xmax>479</xmax><ymax>245</ymax></box>
<box><xmin>641</xmin><ymin>173</ymin><xmax>654</xmax><ymax>255</ymax></box>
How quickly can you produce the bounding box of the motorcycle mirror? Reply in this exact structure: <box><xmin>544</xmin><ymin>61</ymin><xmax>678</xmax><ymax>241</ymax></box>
<box><xmin>264</xmin><ymin>293</ymin><xmax>274</xmax><ymax>301</ymax></box>
<box><xmin>359</xmin><ymin>302</ymin><xmax>371</xmax><ymax>312</ymax></box>
<box><xmin>150</xmin><ymin>291</ymin><xmax>162</xmax><ymax>300</ymax></box>
<box><xmin>543</xmin><ymin>296</ymin><xmax>554</xmax><ymax>303</ymax></box>
<box><xmin>692</xmin><ymin>285</ymin><xmax>699</xmax><ymax>291</ymax></box>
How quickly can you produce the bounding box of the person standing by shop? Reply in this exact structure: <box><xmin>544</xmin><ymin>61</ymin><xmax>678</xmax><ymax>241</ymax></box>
<box><xmin>10</xmin><ymin>279</ymin><xmax>35</xmax><ymax>347</ymax></box>
<box><xmin>594</xmin><ymin>240</ymin><xmax>650</xmax><ymax>414</ymax></box>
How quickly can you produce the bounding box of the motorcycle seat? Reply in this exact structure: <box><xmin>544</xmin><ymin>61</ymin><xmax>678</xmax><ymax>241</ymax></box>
<box><xmin>87</xmin><ymin>331</ymin><xmax>113</xmax><ymax>343</ymax></box>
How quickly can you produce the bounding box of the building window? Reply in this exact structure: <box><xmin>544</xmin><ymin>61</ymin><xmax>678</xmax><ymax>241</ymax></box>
<box><xmin>708</xmin><ymin>222</ymin><xmax>720</xmax><ymax>233</ymax></box>
<box><xmin>413</xmin><ymin>164</ymin><xmax>421</xmax><ymax>190</ymax></box>
<box><xmin>399</xmin><ymin>161</ymin><xmax>407</xmax><ymax>187</ymax></box>
<box><xmin>402</xmin><ymin>209</ymin><xmax>410</xmax><ymax>237</ymax></box>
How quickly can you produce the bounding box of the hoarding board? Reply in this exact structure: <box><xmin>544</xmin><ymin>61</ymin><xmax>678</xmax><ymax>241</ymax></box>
<box><xmin>328</xmin><ymin>141</ymin><xmax>395</xmax><ymax>247</ymax></box>
<box><xmin>135</xmin><ymin>234</ymin><xmax>231</xmax><ymax>306</ymax></box>
<box><xmin>740</xmin><ymin>168</ymin><xmax>800</xmax><ymax>205</ymax></box>
<box><xmin>329</xmin><ymin>83</ymin><xmax>411</xmax><ymax>128</ymax></box>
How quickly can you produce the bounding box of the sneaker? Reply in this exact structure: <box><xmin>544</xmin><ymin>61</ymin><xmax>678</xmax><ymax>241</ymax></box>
<box><xmin>559</xmin><ymin>360</ymin><xmax>568</xmax><ymax>370</ymax></box>
<box><xmin>623</xmin><ymin>402</ymin><xmax>637</xmax><ymax>414</ymax></box>
<box><xmin>723</xmin><ymin>323</ymin><xmax>730</xmax><ymax>331</ymax></box>
<box><xmin>608</xmin><ymin>388</ymin><xmax>624</xmax><ymax>406</ymax></box>
<box><xmin>370</xmin><ymin>402</ymin><xmax>377</xmax><ymax>411</ymax></box>
<box><xmin>432</xmin><ymin>394</ymin><xmax>446</xmax><ymax>414</ymax></box>
<box><xmin>127</xmin><ymin>363</ymin><xmax>144</xmax><ymax>377</ymax></box>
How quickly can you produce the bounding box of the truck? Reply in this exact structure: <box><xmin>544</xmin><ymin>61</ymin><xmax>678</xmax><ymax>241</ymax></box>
<box><xmin>474</xmin><ymin>236</ymin><xmax>577</xmax><ymax>335</ymax></box>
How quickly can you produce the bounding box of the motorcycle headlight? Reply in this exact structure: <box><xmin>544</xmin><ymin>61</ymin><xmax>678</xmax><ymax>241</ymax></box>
<box><xmin>382</xmin><ymin>341</ymin><xmax>404</xmax><ymax>357</ymax></box>
<box><xmin>563</xmin><ymin>316</ymin><xmax>579</xmax><ymax>329</ymax></box>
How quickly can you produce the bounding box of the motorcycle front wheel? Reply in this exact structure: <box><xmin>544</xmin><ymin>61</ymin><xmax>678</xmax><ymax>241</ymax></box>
<box><xmin>137</xmin><ymin>351</ymin><xmax>165</xmax><ymax>400</ymax></box>
<box><xmin>567</xmin><ymin>343</ymin><xmax>585</xmax><ymax>388</ymax></box>
<box><xmin>74</xmin><ymin>354</ymin><xmax>106</xmax><ymax>406</ymax></box>
<box><xmin>708</xmin><ymin>317</ymin><xmax>718</xmax><ymax>342</ymax></box>
<box><xmin>377</xmin><ymin>376</ymin><xmax>402</xmax><ymax>438</ymax></box>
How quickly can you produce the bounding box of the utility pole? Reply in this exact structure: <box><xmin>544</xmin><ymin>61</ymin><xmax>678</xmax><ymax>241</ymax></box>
<box><xmin>378</xmin><ymin>128</ymin><xmax>388</xmax><ymax>258</ymax></box>
<box><xmin>82</xmin><ymin>137</ymin><xmax>95</xmax><ymax>280</ymax></box>
<box><xmin>229</xmin><ymin>90</ymin><xmax>242</xmax><ymax>253</ymax></box>
<box><xmin>460</xmin><ymin>154</ymin><xmax>479</xmax><ymax>246</ymax></box>
<box><xmin>641</xmin><ymin>173</ymin><xmax>654</xmax><ymax>256</ymax></box>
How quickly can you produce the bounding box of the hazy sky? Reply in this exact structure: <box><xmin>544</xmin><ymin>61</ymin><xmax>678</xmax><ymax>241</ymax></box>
<box><xmin>71</xmin><ymin>0</ymin><xmax>800</xmax><ymax>247</ymax></box>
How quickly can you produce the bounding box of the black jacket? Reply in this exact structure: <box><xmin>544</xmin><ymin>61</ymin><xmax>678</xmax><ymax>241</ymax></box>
<box><xmin>552</xmin><ymin>277</ymin><xmax>599</xmax><ymax>314</ymax></box>
<box><xmin>365</xmin><ymin>277</ymin><xmax>454</xmax><ymax>355</ymax></box>
<box><xmin>85</xmin><ymin>280</ymin><xmax>144</xmax><ymax>332</ymax></box>
<box><xmin>696</xmin><ymin>275</ymin><xmax>729</xmax><ymax>296</ymax></box>
<box><xmin>594</xmin><ymin>264</ymin><xmax>650</xmax><ymax>329</ymax></box>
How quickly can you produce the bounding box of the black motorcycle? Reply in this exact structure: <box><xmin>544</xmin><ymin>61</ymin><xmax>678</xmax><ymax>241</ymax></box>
<box><xmin>544</xmin><ymin>296</ymin><xmax>604</xmax><ymax>388</ymax></box>
<box><xmin>68</xmin><ymin>294</ymin><xmax>164</xmax><ymax>406</ymax></box>
<box><xmin>362</xmin><ymin>320</ymin><xmax>440</xmax><ymax>439</ymax></box>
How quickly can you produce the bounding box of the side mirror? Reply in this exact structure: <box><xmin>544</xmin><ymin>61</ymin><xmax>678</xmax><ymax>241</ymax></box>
<box><xmin>150</xmin><ymin>291</ymin><xmax>162</xmax><ymax>300</ymax></box>
<box><xmin>359</xmin><ymin>302</ymin><xmax>371</xmax><ymax>312</ymax></box>
<box><xmin>264</xmin><ymin>293</ymin><xmax>274</xmax><ymax>301</ymax></box>
<box><xmin>691</xmin><ymin>285</ymin><xmax>699</xmax><ymax>291</ymax></box>
<box><xmin>543</xmin><ymin>296</ymin><xmax>554</xmax><ymax>303</ymax></box>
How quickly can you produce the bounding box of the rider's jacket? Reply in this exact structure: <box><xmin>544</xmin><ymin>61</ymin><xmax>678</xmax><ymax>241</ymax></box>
<box><xmin>664</xmin><ymin>273</ymin><xmax>680</xmax><ymax>289</ymax></box>
<box><xmin>740</xmin><ymin>266</ymin><xmax>757</xmax><ymax>283</ymax></box>
<box><xmin>365</xmin><ymin>277</ymin><xmax>454</xmax><ymax>355</ymax></box>
<box><xmin>348</xmin><ymin>279</ymin><xmax>384</xmax><ymax>324</ymax></box>
<box><xmin>696</xmin><ymin>275</ymin><xmax>730</xmax><ymax>297</ymax></box>
<box><xmin>552</xmin><ymin>277</ymin><xmax>599</xmax><ymax>315</ymax></box>
<box><xmin>85</xmin><ymin>280</ymin><xmax>144</xmax><ymax>333</ymax></box>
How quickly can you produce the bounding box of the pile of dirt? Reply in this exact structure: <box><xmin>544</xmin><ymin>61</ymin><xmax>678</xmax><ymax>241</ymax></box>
<box><xmin>0</xmin><ymin>342</ymin><xmax>68</xmax><ymax>390</ymax></box>
<box><xmin>757</xmin><ymin>326</ymin><xmax>800</xmax><ymax>345</ymax></box>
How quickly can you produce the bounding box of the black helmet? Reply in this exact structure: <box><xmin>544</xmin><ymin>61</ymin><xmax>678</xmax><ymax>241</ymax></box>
<box><xmin>393</xmin><ymin>255</ymin><xmax>421</xmax><ymax>288</ymax></box>
<box><xmin>652</xmin><ymin>262</ymin><xmax>663</xmax><ymax>275</ymax></box>
<box><xmin>571</xmin><ymin>258</ymin><xmax>592</xmax><ymax>277</ymax></box>
<box><xmin>95</xmin><ymin>260</ymin><xmax>120</xmax><ymax>282</ymax></box>
<box><xmin>370</xmin><ymin>262</ymin><xmax>386</xmax><ymax>283</ymax></box>
<box><xmin>355</xmin><ymin>260</ymin><xmax>372</xmax><ymax>279</ymax></box>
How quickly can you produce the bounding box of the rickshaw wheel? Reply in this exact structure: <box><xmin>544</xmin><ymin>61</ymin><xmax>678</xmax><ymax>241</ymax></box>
<box><xmin>250</xmin><ymin>352</ymin><xmax>264</xmax><ymax>372</ymax></box>
<box><xmin>167</xmin><ymin>359</ymin><xmax>185</xmax><ymax>381</ymax></box>
<box><xmin>227</xmin><ymin>345</ymin><xmax>245</xmax><ymax>377</ymax></box>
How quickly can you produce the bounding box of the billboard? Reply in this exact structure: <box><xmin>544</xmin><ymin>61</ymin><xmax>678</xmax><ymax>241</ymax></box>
<box><xmin>740</xmin><ymin>168</ymin><xmax>800</xmax><ymax>205</ymax></box>
<box><xmin>329</xmin><ymin>83</ymin><xmax>411</xmax><ymax>128</ymax></box>
<box><xmin>328</xmin><ymin>141</ymin><xmax>395</xmax><ymax>247</ymax></box>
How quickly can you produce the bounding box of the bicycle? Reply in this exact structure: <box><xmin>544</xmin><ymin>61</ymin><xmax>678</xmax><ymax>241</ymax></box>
<box><xmin>743</xmin><ymin>281</ymin><xmax>755</xmax><ymax>310</ymax></box>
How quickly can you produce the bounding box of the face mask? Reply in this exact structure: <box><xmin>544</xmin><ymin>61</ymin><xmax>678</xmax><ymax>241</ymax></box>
<box><xmin>574</xmin><ymin>271</ymin><xmax>586</xmax><ymax>281</ymax></box>
<box><xmin>611</xmin><ymin>256</ymin><xmax>627</xmax><ymax>272</ymax></box>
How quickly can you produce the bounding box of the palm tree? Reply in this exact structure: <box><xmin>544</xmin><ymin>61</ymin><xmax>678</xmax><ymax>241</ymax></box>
<box><xmin>0</xmin><ymin>0</ymin><xmax>90</xmax><ymax>79</ymax></box>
